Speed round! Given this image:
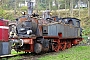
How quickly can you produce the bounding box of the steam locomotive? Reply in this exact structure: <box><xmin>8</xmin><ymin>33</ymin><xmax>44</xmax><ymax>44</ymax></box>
<box><xmin>9</xmin><ymin>2</ymin><xmax>82</xmax><ymax>54</ymax></box>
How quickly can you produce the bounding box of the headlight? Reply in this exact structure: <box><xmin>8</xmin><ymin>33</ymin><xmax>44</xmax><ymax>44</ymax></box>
<box><xmin>20</xmin><ymin>28</ymin><xmax>25</xmax><ymax>32</ymax></box>
<box><xmin>27</xmin><ymin>30</ymin><xmax>32</xmax><ymax>34</ymax></box>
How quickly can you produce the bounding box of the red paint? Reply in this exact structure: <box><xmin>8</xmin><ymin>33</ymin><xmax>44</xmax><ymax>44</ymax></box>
<box><xmin>0</xmin><ymin>19</ymin><xmax>9</xmax><ymax>42</ymax></box>
<box><xmin>22</xmin><ymin>39</ymin><xmax>34</xmax><ymax>52</ymax></box>
<box><xmin>72</xmin><ymin>39</ymin><xmax>80</xmax><ymax>45</ymax></box>
<box><xmin>53</xmin><ymin>39</ymin><xmax>60</xmax><ymax>52</ymax></box>
<box><xmin>0</xmin><ymin>20</ymin><xmax>4</xmax><ymax>26</ymax></box>
<box><xmin>23</xmin><ymin>38</ymin><xmax>34</xmax><ymax>44</ymax></box>
<box><xmin>58</xmin><ymin>33</ymin><xmax>62</xmax><ymax>37</ymax></box>
<box><xmin>43</xmin><ymin>36</ymin><xmax>59</xmax><ymax>39</ymax></box>
<box><xmin>0</xmin><ymin>19</ymin><xmax>8</xmax><ymax>26</ymax></box>
<box><xmin>60</xmin><ymin>41</ymin><xmax>66</xmax><ymax>50</ymax></box>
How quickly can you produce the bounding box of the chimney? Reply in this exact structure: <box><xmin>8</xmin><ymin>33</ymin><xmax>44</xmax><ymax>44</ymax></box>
<box><xmin>27</xmin><ymin>2</ymin><xmax>33</xmax><ymax>15</ymax></box>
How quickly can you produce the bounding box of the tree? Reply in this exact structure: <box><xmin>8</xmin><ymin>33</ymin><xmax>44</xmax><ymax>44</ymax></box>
<box><xmin>70</xmin><ymin>0</ymin><xmax>73</xmax><ymax>17</ymax></box>
<box><xmin>78</xmin><ymin>0</ymin><xmax>81</xmax><ymax>18</ymax></box>
<box><xmin>88</xmin><ymin>0</ymin><xmax>90</xmax><ymax>18</ymax></box>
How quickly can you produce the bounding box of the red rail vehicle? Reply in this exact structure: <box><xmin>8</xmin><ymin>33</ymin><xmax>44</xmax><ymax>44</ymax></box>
<box><xmin>0</xmin><ymin>18</ymin><xmax>11</xmax><ymax>56</ymax></box>
<box><xmin>9</xmin><ymin>2</ymin><xmax>83</xmax><ymax>54</ymax></box>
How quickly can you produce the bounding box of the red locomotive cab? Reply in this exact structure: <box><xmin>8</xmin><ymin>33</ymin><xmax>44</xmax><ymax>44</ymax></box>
<box><xmin>0</xmin><ymin>19</ymin><xmax>9</xmax><ymax>42</ymax></box>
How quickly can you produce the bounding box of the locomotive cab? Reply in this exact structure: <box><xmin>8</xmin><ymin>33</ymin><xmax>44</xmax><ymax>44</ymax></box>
<box><xmin>62</xmin><ymin>18</ymin><xmax>81</xmax><ymax>27</ymax></box>
<box><xmin>58</xmin><ymin>18</ymin><xmax>82</xmax><ymax>36</ymax></box>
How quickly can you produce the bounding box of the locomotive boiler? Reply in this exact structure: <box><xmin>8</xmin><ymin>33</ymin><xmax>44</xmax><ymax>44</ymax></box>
<box><xmin>9</xmin><ymin>2</ymin><xmax>82</xmax><ymax>54</ymax></box>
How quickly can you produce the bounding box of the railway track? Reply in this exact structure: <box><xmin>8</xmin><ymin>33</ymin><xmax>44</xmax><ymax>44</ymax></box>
<box><xmin>0</xmin><ymin>51</ymin><xmax>58</xmax><ymax>60</ymax></box>
<box><xmin>0</xmin><ymin>53</ymin><xmax>29</xmax><ymax>60</ymax></box>
<box><xmin>0</xmin><ymin>54</ymin><xmax>19</xmax><ymax>60</ymax></box>
<box><xmin>0</xmin><ymin>52</ymin><xmax>42</xmax><ymax>60</ymax></box>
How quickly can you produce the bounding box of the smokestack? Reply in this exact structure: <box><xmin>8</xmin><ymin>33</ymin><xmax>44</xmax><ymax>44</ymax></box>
<box><xmin>27</xmin><ymin>2</ymin><xmax>33</xmax><ymax>15</ymax></box>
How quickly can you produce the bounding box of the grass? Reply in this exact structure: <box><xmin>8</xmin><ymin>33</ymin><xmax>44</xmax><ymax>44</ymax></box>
<box><xmin>8</xmin><ymin>46</ymin><xmax>90</xmax><ymax>60</ymax></box>
<box><xmin>8</xmin><ymin>56</ymin><xmax>22</xmax><ymax>60</ymax></box>
<box><xmin>8</xmin><ymin>50</ymin><xmax>24</xmax><ymax>60</ymax></box>
<box><xmin>11</xmin><ymin>49</ymin><xmax>24</xmax><ymax>55</ymax></box>
<box><xmin>38</xmin><ymin>46</ymin><xmax>90</xmax><ymax>60</ymax></box>
<box><xmin>1</xmin><ymin>50</ymin><xmax>23</xmax><ymax>60</ymax></box>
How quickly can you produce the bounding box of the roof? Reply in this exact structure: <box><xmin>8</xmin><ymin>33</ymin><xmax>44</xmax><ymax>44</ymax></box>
<box><xmin>62</xmin><ymin>17</ymin><xmax>81</xmax><ymax>21</ymax></box>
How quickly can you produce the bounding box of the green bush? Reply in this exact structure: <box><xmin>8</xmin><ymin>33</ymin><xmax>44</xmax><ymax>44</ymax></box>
<box><xmin>0</xmin><ymin>8</ymin><xmax>5</xmax><ymax>18</ymax></box>
<box><xmin>0</xmin><ymin>8</ymin><xmax>14</xmax><ymax>20</ymax></box>
<box><xmin>20</xmin><ymin>6</ymin><xmax>27</xmax><ymax>11</ymax></box>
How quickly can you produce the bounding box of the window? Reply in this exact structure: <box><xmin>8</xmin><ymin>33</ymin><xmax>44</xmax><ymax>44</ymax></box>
<box><xmin>76</xmin><ymin>21</ymin><xmax>80</xmax><ymax>27</ymax></box>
